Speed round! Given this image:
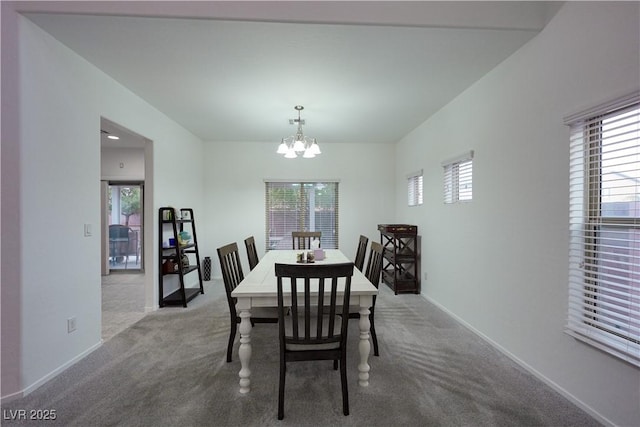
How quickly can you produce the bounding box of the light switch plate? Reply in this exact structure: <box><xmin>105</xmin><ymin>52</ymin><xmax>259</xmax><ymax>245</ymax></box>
<box><xmin>84</xmin><ymin>224</ymin><xmax>92</xmax><ymax>237</ymax></box>
<box><xmin>67</xmin><ymin>317</ymin><xmax>77</xmax><ymax>333</ymax></box>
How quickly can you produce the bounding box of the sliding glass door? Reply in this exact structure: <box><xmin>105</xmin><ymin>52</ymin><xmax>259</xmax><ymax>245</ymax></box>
<box><xmin>107</xmin><ymin>183</ymin><xmax>144</xmax><ymax>271</ymax></box>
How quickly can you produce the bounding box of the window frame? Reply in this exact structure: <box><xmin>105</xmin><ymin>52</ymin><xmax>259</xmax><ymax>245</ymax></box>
<box><xmin>407</xmin><ymin>170</ymin><xmax>423</xmax><ymax>207</ymax></box>
<box><xmin>442</xmin><ymin>150</ymin><xmax>474</xmax><ymax>204</ymax></box>
<box><xmin>565</xmin><ymin>92</ymin><xmax>640</xmax><ymax>366</ymax></box>
<box><xmin>264</xmin><ymin>180</ymin><xmax>339</xmax><ymax>251</ymax></box>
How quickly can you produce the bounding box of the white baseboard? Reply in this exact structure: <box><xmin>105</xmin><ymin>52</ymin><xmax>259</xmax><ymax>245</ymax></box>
<box><xmin>421</xmin><ymin>293</ymin><xmax>615</xmax><ymax>427</ymax></box>
<box><xmin>0</xmin><ymin>389</ymin><xmax>24</xmax><ymax>404</ymax></box>
<box><xmin>19</xmin><ymin>341</ymin><xmax>102</xmax><ymax>397</ymax></box>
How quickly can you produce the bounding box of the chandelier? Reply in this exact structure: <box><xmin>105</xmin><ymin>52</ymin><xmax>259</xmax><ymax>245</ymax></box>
<box><xmin>277</xmin><ymin>105</ymin><xmax>321</xmax><ymax>158</ymax></box>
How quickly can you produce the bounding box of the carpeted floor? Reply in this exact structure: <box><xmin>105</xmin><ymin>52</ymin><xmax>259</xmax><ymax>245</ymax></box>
<box><xmin>2</xmin><ymin>280</ymin><xmax>600</xmax><ymax>426</ymax></box>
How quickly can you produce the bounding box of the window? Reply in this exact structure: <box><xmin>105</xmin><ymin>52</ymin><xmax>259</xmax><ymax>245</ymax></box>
<box><xmin>443</xmin><ymin>151</ymin><xmax>473</xmax><ymax>203</ymax></box>
<box><xmin>265</xmin><ymin>181</ymin><xmax>339</xmax><ymax>251</ymax></box>
<box><xmin>408</xmin><ymin>170</ymin><xmax>423</xmax><ymax>206</ymax></box>
<box><xmin>565</xmin><ymin>92</ymin><xmax>640</xmax><ymax>366</ymax></box>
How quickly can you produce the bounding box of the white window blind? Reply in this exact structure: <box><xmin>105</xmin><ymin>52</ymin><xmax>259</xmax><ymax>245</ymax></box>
<box><xmin>565</xmin><ymin>92</ymin><xmax>640</xmax><ymax>366</ymax></box>
<box><xmin>407</xmin><ymin>170</ymin><xmax>423</xmax><ymax>206</ymax></box>
<box><xmin>265</xmin><ymin>181</ymin><xmax>339</xmax><ymax>251</ymax></box>
<box><xmin>443</xmin><ymin>151</ymin><xmax>473</xmax><ymax>204</ymax></box>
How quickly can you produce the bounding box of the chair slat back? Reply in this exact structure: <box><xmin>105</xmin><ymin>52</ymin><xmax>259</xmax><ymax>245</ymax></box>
<box><xmin>109</xmin><ymin>224</ymin><xmax>129</xmax><ymax>239</ymax></box>
<box><xmin>354</xmin><ymin>235</ymin><xmax>369</xmax><ymax>271</ymax></box>
<box><xmin>275</xmin><ymin>263</ymin><xmax>354</xmax><ymax>347</ymax></box>
<box><xmin>244</xmin><ymin>236</ymin><xmax>259</xmax><ymax>271</ymax></box>
<box><xmin>217</xmin><ymin>242</ymin><xmax>244</xmax><ymax>313</ymax></box>
<box><xmin>291</xmin><ymin>231</ymin><xmax>322</xmax><ymax>250</ymax></box>
<box><xmin>365</xmin><ymin>241</ymin><xmax>384</xmax><ymax>288</ymax></box>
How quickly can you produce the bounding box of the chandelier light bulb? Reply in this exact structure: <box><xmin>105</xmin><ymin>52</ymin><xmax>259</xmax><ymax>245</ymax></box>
<box><xmin>293</xmin><ymin>139</ymin><xmax>306</xmax><ymax>152</ymax></box>
<box><xmin>284</xmin><ymin>147</ymin><xmax>297</xmax><ymax>158</ymax></box>
<box><xmin>309</xmin><ymin>140</ymin><xmax>321</xmax><ymax>155</ymax></box>
<box><xmin>277</xmin><ymin>140</ymin><xmax>288</xmax><ymax>154</ymax></box>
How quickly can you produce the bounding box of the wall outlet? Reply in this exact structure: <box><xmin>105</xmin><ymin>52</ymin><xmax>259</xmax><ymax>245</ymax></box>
<box><xmin>424</xmin><ymin>272</ymin><xmax>428</xmax><ymax>280</ymax></box>
<box><xmin>67</xmin><ymin>317</ymin><xmax>77</xmax><ymax>333</ymax></box>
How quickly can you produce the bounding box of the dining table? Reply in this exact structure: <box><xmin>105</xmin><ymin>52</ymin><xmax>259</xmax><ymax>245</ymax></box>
<box><xmin>230</xmin><ymin>249</ymin><xmax>379</xmax><ymax>394</ymax></box>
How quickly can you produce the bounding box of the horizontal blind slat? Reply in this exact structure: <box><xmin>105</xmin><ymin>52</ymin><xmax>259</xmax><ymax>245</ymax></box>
<box><xmin>443</xmin><ymin>159</ymin><xmax>472</xmax><ymax>204</ymax></box>
<box><xmin>567</xmin><ymin>95</ymin><xmax>640</xmax><ymax>367</ymax></box>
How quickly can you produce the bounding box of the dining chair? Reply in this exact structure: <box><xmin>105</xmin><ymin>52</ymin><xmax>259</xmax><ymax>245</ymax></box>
<box><xmin>109</xmin><ymin>224</ymin><xmax>131</xmax><ymax>268</ymax></box>
<box><xmin>217</xmin><ymin>242</ymin><xmax>278</xmax><ymax>363</ymax></box>
<box><xmin>354</xmin><ymin>235</ymin><xmax>369</xmax><ymax>271</ymax></box>
<box><xmin>291</xmin><ymin>231</ymin><xmax>321</xmax><ymax>250</ymax></box>
<box><xmin>274</xmin><ymin>262</ymin><xmax>354</xmax><ymax>420</ymax></box>
<box><xmin>344</xmin><ymin>241</ymin><xmax>383</xmax><ymax>356</ymax></box>
<box><xmin>244</xmin><ymin>236</ymin><xmax>259</xmax><ymax>271</ymax></box>
<box><xmin>128</xmin><ymin>228</ymin><xmax>140</xmax><ymax>266</ymax></box>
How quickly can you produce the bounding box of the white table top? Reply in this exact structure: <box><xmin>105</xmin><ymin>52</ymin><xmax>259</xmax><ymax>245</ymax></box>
<box><xmin>231</xmin><ymin>249</ymin><xmax>378</xmax><ymax>299</ymax></box>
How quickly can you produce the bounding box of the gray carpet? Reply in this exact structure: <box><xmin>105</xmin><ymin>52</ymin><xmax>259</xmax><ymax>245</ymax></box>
<box><xmin>2</xmin><ymin>281</ymin><xmax>600</xmax><ymax>426</ymax></box>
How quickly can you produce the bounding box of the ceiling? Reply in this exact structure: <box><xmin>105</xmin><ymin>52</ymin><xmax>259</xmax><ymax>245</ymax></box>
<box><xmin>21</xmin><ymin>1</ymin><xmax>561</xmax><ymax>148</ymax></box>
<box><xmin>100</xmin><ymin>118</ymin><xmax>147</xmax><ymax>149</ymax></box>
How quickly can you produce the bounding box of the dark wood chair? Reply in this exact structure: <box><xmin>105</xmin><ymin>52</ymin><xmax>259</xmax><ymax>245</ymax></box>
<box><xmin>354</xmin><ymin>235</ymin><xmax>369</xmax><ymax>271</ymax></box>
<box><xmin>109</xmin><ymin>224</ymin><xmax>136</xmax><ymax>268</ymax></box>
<box><xmin>345</xmin><ymin>241</ymin><xmax>383</xmax><ymax>356</ymax></box>
<box><xmin>275</xmin><ymin>262</ymin><xmax>354</xmax><ymax>420</ymax></box>
<box><xmin>291</xmin><ymin>231</ymin><xmax>321</xmax><ymax>250</ymax></box>
<box><xmin>244</xmin><ymin>236</ymin><xmax>259</xmax><ymax>271</ymax></box>
<box><xmin>217</xmin><ymin>242</ymin><xmax>278</xmax><ymax>363</ymax></box>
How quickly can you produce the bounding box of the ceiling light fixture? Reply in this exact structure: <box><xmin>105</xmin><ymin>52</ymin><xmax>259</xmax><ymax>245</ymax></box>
<box><xmin>101</xmin><ymin>129</ymin><xmax>120</xmax><ymax>140</ymax></box>
<box><xmin>277</xmin><ymin>105</ymin><xmax>321</xmax><ymax>159</ymax></box>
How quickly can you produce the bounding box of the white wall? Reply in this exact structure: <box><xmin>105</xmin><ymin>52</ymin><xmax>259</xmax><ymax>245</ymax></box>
<box><xmin>101</xmin><ymin>147</ymin><xmax>145</xmax><ymax>181</ymax></box>
<box><xmin>1</xmin><ymin>1</ymin><xmax>23</xmax><ymax>398</ymax></box>
<box><xmin>395</xmin><ymin>3</ymin><xmax>640</xmax><ymax>426</ymax></box>
<box><xmin>1</xmin><ymin>12</ymin><xmax>204</xmax><ymax>399</ymax></box>
<box><xmin>201</xmin><ymin>141</ymin><xmax>395</xmax><ymax>277</ymax></box>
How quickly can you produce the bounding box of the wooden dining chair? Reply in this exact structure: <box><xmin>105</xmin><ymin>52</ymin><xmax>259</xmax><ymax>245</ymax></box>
<box><xmin>244</xmin><ymin>236</ymin><xmax>259</xmax><ymax>271</ymax></box>
<box><xmin>275</xmin><ymin>262</ymin><xmax>354</xmax><ymax>420</ymax></box>
<box><xmin>345</xmin><ymin>241</ymin><xmax>383</xmax><ymax>356</ymax></box>
<box><xmin>109</xmin><ymin>224</ymin><xmax>130</xmax><ymax>266</ymax></box>
<box><xmin>291</xmin><ymin>231</ymin><xmax>321</xmax><ymax>250</ymax></box>
<box><xmin>217</xmin><ymin>242</ymin><xmax>278</xmax><ymax>363</ymax></box>
<box><xmin>354</xmin><ymin>235</ymin><xmax>369</xmax><ymax>271</ymax></box>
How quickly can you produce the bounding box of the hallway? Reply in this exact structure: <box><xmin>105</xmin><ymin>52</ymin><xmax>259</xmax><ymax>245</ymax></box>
<box><xmin>101</xmin><ymin>273</ymin><xmax>146</xmax><ymax>341</ymax></box>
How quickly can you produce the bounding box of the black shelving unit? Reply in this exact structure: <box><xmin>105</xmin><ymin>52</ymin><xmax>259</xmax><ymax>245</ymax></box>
<box><xmin>158</xmin><ymin>207</ymin><xmax>204</xmax><ymax>307</ymax></box>
<box><xmin>378</xmin><ymin>224</ymin><xmax>420</xmax><ymax>294</ymax></box>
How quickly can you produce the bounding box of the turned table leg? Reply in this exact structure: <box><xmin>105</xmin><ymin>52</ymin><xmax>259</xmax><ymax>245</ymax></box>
<box><xmin>237</xmin><ymin>308</ymin><xmax>252</xmax><ymax>394</ymax></box>
<box><xmin>357</xmin><ymin>301</ymin><xmax>372</xmax><ymax>387</ymax></box>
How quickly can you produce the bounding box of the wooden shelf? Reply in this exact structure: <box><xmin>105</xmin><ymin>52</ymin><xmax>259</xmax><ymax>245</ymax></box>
<box><xmin>159</xmin><ymin>207</ymin><xmax>204</xmax><ymax>307</ymax></box>
<box><xmin>164</xmin><ymin>265</ymin><xmax>199</xmax><ymax>275</ymax></box>
<box><xmin>161</xmin><ymin>288</ymin><xmax>201</xmax><ymax>306</ymax></box>
<box><xmin>379</xmin><ymin>224</ymin><xmax>420</xmax><ymax>295</ymax></box>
